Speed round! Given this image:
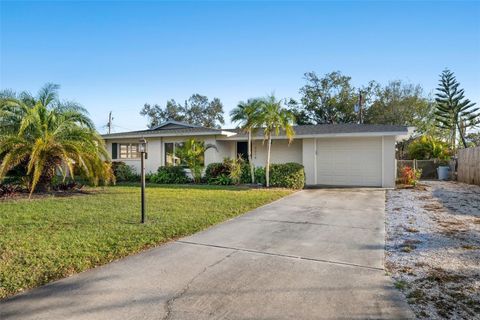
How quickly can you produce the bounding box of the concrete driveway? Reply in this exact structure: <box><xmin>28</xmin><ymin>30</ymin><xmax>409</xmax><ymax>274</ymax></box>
<box><xmin>0</xmin><ymin>189</ymin><xmax>414</xmax><ymax>319</ymax></box>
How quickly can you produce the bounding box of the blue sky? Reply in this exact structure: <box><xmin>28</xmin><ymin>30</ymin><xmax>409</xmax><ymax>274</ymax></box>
<box><xmin>1</xmin><ymin>1</ymin><xmax>479</xmax><ymax>133</ymax></box>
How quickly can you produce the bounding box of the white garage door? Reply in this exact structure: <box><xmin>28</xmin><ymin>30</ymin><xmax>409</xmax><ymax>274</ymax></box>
<box><xmin>316</xmin><ymin>137</ymin><xmax>382</xmax><ymax>187</ymax></box>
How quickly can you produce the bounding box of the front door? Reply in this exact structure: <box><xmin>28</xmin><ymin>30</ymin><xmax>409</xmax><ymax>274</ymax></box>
<box><xmin>236</xmin><ymin>141</ymin><xmax>249</xmax><ymax>162</ymax></box>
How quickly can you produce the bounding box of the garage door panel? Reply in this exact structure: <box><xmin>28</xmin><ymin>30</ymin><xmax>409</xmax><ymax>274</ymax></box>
<box><xmin>316</xmin><ymin>138</ymin><xmax>382</xmax><ymax>187</ymax></box>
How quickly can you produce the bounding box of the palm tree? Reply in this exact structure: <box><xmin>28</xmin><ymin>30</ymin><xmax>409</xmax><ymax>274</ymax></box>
<box><xmin>176</xmin><ymin>138</ymin><xmax>216</xmax><ymax>183</ymax></box>
<box><xmin>229</xmin><ymin>99</ymin><xmax>260</xmax><ymax>184</ymax></box>
<box><xmin>256</xmin><ymin>95</ymin><xmax>295</xmax><ymax>187</ymax></box>
<box><xmin>0</xmin><ymin>83</ymin><xmax>113</xmax><ymax>195</ymax></box>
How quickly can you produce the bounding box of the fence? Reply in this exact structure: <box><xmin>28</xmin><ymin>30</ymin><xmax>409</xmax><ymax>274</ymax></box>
<box><xmin>457</xmin><ymin>147</ymin><xmax>480</xmax><ymax>185</ymax></box>
<box><xmin>396</xmin><ymin>159</ymin><xmax>440</xmax><ymax>179</ymax></box>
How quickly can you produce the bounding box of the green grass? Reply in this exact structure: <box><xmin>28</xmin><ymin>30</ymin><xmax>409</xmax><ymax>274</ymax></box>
<box><xmin>0</xmin><ymin>184</ymin><xmax>292</xmax><ymax>299</ymax></box>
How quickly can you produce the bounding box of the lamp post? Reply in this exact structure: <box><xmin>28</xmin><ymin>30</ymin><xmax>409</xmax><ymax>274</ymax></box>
<box><xmin>139</xmin><ymin>138</ymin><xmax>147</xmax><ymax>223</ymax></box>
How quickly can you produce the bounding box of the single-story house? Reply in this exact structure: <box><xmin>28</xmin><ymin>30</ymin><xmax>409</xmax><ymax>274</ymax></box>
<box><xmin>102</xmin><ymin>120</ymin><xmax>409</xmax><ymax>188</ymax></box>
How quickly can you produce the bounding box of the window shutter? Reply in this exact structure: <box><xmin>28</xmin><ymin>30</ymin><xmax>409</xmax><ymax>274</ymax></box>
<box><xmin>112</xmin><ymin>143</ymin><xmax>118</xmax><ymax>159</ymax></box>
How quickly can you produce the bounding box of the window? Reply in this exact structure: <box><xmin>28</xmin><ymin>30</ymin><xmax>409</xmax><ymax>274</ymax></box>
<box><xmin>118</xmin><ymin>143</ymin><xmax>140</xmax><ymax>159</ymax></box>
<box><xmin>165</xmin><ymin>142</ymin><xmax>185</xmax><ymax>166</ymax></box>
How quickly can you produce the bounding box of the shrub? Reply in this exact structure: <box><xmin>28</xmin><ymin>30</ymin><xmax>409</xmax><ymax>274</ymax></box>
<box><xmin>150</xmin><ymin>166</ymin><xmax>190</xmax><ymax>184</ymax></box>
<box><xmin>210</xmin><ymin>174</ymin><xmax>232</xmax><ymax>185</ymax></box>
<box><xmin>0</xmin><ymin>183</ymin><xmax>23</xmax><ymax>198</ymax></box>
<box><xmin>269</xmin><ymin>163</ymin><xmax>305</xmax><ymax>189</ymax></box>
<box><xmin>240</xmin><ymin>163</ymin><xmax>252</xmax><ymax>184</ymax></box>
<box><xmin>254</xmin><ymin>167</ymin><xmax>266</xmax><ymax>186</ymax></box>
<box><xmin>52</xmin><ymin>181</ymin><xmax>83</xmax><ymax>192</ymax></box>
<box><xmin>112</xmin><ymin>162</ymin><xmax>140</xmax><ymax>182</ymax></box>
<box><xmin>400</xmin><ymin>166</ymin><xmax>422</xmax><ymax>186</ymax></box>
<box><xmin>205</xmin><ymin>162</ymin><xmax>230</xmax><ymax>184</ymax></box>
<box><xmin>408</xmin><ymin>136</ymin><xmax>451</xmax><ymax>160</ymax></box>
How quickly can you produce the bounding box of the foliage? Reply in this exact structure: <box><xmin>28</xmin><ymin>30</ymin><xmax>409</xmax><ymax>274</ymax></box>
<box><xmin>111</xmin><ymin>161</ymin><xmax>140</xmax><ymax>182</ymax></box>
<box><xmin>435</xmin><ymin>69</ymin><xmax>479</xmax><ymax>149</ymax></box>
<box><xmin>0</xmin><ymin>183</ymin><xmax>24</xmax><ymax>198</ymax></box>
<box><xmin>175</xmin><ymin>138</ymin><xmax>215</xmax><ymax>183</ymax></box>
<box><xmin>364</xmin><ymin>80</ymin><xmax>438</xmax><ymax>136</ymax></box>
<box><xmin>0</xmin><ymin>84</ymin><xmax>114</xmax><ymax>195</ymax></box>
<box><xmin>240</xmin><ymin>163</ymin><xmax>252</xmax><ymax>184</ymax></box>
<box><xmin>254</xmin><ymin>167</ymin><xmax>266</xmax><ymax>186</ymax></box>
<box><xmin>224</xmin><ymin>157</ymin><xmax>244</xmax><ymax>185</ymax></box>
<box><xmin>140</xmin><ymin>94</ymin><xmax>225</xmax><ymax>128</ymax></box>
<box><xmin>400</xmin><ymin>166</ymin><xmax>422</xmax><ymax>187</ymax></box>
<box><xmin>210</xmin><ymin>174</ymin><xmax>232</xmax><ymax>185</ymax></box>
<box><xmin>149</xmin><ymin>166</ymin><xmax>190</xmax><ymax>184</ymax></box>
<box><xmin>407</xmin><ymin>136</ymin><xmax>451</xmax><ymax>160</ymax></box>
<box><xmin>269</xmin><ymin>163</ymin><xmax>305</xmax><ymax>189</ymax></box>
<box><xmin>465</xmin><ymin>132</ymin><xmax>480</xmax><ymax>147</ymax></box>
<box><xmin>0</xmin><ymin>184</ymin><xmax>292</xmax><ymax>299</ymax></box>
<box><xmin>255</xmin><ymin>95</ymin><xmax>296</xmax><ymax>187</ymax></box>
<box><xmin>230</xmin><ymin>99</ymin><xmax>261</xmax><ymax>183</ymax></box>
<box><xmin>204</xmin><ymin>162</ymin><xmax>230</xmax><ymax>183</ymax></box>
<box><xmin>291</xmin><ymin>71</ymin><xmax>378</xmax><ymax>124</ymax></box>
<box><xmin>51</xmin><ymin>180</ymin><xmax>83</xmax><ymax>192</ymax></box>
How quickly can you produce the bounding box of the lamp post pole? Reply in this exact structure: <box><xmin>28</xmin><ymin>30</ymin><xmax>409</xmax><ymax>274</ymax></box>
<box><xmin>139</xmin><ymin>138</ymin><xmax>147</xmax><ymax>224</ymax></box>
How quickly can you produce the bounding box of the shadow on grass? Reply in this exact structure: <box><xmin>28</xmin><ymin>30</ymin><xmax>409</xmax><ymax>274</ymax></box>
<box><xmin>113</xmin><ymin>182</ymin><xmax>256</xmax><ymax>191</ymax></box>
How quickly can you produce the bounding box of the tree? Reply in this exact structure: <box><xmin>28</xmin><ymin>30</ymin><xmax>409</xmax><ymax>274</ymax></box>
<box><xmin>256</xmin><ymin>95</ymin><xmax>295</xmax><ymax>187</ymax></box>
<box><xmin>365</xmin><ymin>80</ymin><xmax>438</xmax><ymax>136</ymax></box>
<box><xmin>140</xmin><ymin>94</ymin><xmax>225</xmax><ymax>128</ymax></box>
<box><xmin>0</xmin><ymin>84</ymin><xmax>113</xmax><ymax>195</ymax></box>
<box><xmin>292</xmin><ymin>71</ymin><xmax>377</xmax><ymax>124</ymax></box>
<box><xmin>176</xmin><ymin>138</ymin><xmax>215</xmax><ymax>183</ymax></box>
<box><xmin>465</xmin><ymin>132</ymin><xmax>480</xmax><ymax>147</ymax></box>
<box><xmin>230</xmin><ymin>98</ymin><xmax>260</xmax><ymax>184</ymax></box>
<box><xmin>407</xmin><ymin>136</ymin><xmax>451</xmax><ymax>160</ymax></box>
<box><xmin>435</xmin><ymin>69</ymin><xmax>479</xmax><ymax>149</ymax></box>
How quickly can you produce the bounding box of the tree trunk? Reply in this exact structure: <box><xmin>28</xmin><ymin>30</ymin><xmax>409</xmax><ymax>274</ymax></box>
<box><xmin>248</xmin><ymin>130</ymin><xmax>255</xmax><ymax>184</ymax></box>
<box><xmin>266</xmin><ymin>134</ymin><xmax>271</xmax><ymax>188</ymax></box>
<box><xmin>457</xmin><ymin>122</ymin><xmax>468</xmax><ymax>148</ymax></box>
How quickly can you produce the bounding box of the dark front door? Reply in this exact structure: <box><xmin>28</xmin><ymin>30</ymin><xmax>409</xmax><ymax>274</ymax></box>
<box><xmin>236</xmin><ymin>141</ymin><xmax>249</xmax><ymax>162</ymax></box>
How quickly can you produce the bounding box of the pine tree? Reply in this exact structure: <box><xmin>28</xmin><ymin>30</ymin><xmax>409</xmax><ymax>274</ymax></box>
<box><xmin>435</xmin><ymin>69</ymin><xmax>478</xmax><ymax>149</ymax></box>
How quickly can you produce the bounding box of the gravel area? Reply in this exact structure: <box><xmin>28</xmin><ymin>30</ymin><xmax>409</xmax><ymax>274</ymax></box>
<box><xmin>385</xmin><ymin>180</ymin><xmax>480</xmax><ymax>320</ymax></box>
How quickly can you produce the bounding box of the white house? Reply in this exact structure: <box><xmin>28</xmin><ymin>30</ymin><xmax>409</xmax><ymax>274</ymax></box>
<box><xmin>102</xmin><ymin>121</ymin><xmax>409</xmax><ymax>188</ymax></box>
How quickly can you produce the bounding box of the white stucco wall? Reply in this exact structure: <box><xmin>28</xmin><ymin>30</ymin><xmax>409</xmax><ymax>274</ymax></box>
<box><xmin>250</xmin><ymin>139</ymin><xmax>303</xmax><ymax>168</ymax></box>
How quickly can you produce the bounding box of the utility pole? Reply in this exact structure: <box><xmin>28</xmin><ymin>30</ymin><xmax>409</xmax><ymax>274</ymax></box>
<box><xmin>107</xmin><ymin>111</ymin><xmax>113</xmax><ymax>134</ymax></box>
<box><xmin>358</xmin><ymin>91</ymin><xmax>364</xmax><ymax>124</ymax></box>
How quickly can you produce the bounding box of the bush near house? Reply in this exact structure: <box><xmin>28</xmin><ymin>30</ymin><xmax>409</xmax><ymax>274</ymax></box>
<box><xmin>399</xmin><ymin>166</ymin><xmax>422</xmax><ymax>187</ymax></box>
<box><xmin>149</xmin><ymin>166</ymin><xmax>190</xmax><ymax>184</ymax></box>
<box><xmin>112</xmin><ymin>161</ymin><xmax>140</xmax><ymax>182</ymax></box>
<box><xmin>269</xmin><ymin>163</ymin><xmax>305</xmax><ymax>189</ymax></box>
<box><xmin>204</xmin><ymin>161</ymin><xmax>304</xmax><ymax>189</ymax></box>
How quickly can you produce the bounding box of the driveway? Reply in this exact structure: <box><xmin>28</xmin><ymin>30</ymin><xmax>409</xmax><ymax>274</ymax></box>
<box><xmin>0</xmin><ymin>189</ymin><xmax>414</xmax><ymax>319</ymax></box>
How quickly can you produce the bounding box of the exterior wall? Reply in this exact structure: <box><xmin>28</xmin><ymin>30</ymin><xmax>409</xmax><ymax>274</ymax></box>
<box><xmin>382</xmin><ymin>135</ymin><xmax>396</xmax><ymax>188</ymax></box>
<box><xmin>302</xmin><ymin>139</ymin><xmax>316</xmax><ymax>185</ymax></box>
<box><xmin>251</xmin><ymin>139</ymin><xmax>303</xmax><ymax>168</ymax></box>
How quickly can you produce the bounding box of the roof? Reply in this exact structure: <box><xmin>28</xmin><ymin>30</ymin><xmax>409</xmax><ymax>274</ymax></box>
<box><xmin>102</xmin><ymin>122</ymin><xmax>408</xmax><ymax>140</ymax></box>
<box><xmin>226</xmin><ymin>124</ymin><xmax>408</xmax><ymax>138</ymax></box>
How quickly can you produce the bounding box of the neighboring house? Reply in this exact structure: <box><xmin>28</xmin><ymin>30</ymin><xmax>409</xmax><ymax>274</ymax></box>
<box><xmin>102</xmin><ymin>120</ymin><xmax>409</xmax><ymax>188</ymax></box>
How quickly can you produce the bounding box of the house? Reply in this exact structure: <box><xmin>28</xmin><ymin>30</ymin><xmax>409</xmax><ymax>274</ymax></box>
<box><xmin>102</xmin><ymin>121</ymin><xmax>409</xmax><ymax>188</ymax></box>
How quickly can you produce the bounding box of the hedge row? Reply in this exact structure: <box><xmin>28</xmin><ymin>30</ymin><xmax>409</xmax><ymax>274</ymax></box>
<box><xmin>112</xmin><ymin>161</ymin><xmax>305</xmax><ymax>189</ymax></box>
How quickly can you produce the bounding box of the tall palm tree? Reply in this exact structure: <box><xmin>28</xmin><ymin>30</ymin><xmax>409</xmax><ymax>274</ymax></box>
<box><xmin>0</xmin><ymin>83</ymin><xmax>113</xmax><ymax>195</ymax></box>
<box><xmin>229</xmin><ymin>99</ymin><xmax>260</xmax><ymax>184</ymax></box>
<box><xmin>256</xmin><ymin>95</ymin><xmax>295</xmax><ymax>187</ymax></box>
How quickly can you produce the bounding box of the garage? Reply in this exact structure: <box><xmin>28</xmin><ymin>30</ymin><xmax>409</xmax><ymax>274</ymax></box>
<box><xmin>316</xmin><ymin>137</ymin><xmax>383</xmax><ymax>187</ymax></box>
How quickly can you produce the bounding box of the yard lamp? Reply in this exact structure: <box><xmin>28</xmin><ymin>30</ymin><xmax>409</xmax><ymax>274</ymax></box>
<box><xmin>139</xmin><ymin>138</ymin><xmax>147</xmax><ymax>223</ymax></box>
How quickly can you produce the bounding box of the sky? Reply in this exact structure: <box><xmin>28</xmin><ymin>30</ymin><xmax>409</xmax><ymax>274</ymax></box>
<box><xmin>1</xmin><ymin>1</ymin><xmax>479</xmax><ymax>133</ymax></box>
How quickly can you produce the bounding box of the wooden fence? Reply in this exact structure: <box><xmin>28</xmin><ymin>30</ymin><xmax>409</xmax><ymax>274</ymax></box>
<box><xmin>457</xmin><ymin>147</ymin><xmax>480</xmax><ymax>185</ymax></box>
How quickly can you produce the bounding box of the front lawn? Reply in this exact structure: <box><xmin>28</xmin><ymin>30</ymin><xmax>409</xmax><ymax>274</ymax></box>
<box><xmin>0</xmin><ymin>184</ymin><xmax>292</xmax><ymax>299</ymax></box>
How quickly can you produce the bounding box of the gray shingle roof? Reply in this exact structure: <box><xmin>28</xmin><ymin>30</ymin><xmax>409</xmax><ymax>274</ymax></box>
<box><xmin>227</xmin><ymin>124</ymin><xmax>408</xmax><ymax>137</ymax></box>
<box><xmin>102</xmin><ymin>126</ymin><xmax>223</xmax><ymax>138</ymax></box>
<box><xmin>102</xmin><ymin>123</ymin><xmax>408</xmax><ymax>139</ymax></box>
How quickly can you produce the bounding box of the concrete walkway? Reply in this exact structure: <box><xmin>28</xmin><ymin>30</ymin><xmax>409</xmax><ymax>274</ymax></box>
<box><xmin>0</xmin><ymin>189</ymin><xmax>414</xmax><ymax>319</ymax></box>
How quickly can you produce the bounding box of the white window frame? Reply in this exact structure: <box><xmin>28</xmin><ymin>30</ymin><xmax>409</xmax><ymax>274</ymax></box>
<box><xmin>118</xmin><ymin>143</ymin><xmax>141</xmax><ymax>159</ymax></box>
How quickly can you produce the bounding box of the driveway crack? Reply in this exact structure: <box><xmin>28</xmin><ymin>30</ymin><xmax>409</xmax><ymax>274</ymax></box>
<box><xmin>163</xmin><ymin>250</ymin><xmax>237</xmax><ymax>320</ymax></box>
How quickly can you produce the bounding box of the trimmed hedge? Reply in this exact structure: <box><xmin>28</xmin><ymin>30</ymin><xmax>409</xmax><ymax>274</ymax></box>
<box><xmin>269</xmin><ymin>163</ymin><xmax>305</xmax><ymax>189</ymax></box>
<box><xmin>204</xmin><ymin>161</ymin><xmax>304</xmax><ymax>189</ymax></box>
<box><xmin>150</xmin><ymin>166</ymin><xmax>190</xmax><ymax>184</ymax></box>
